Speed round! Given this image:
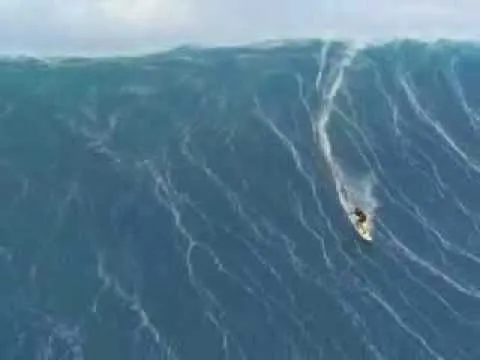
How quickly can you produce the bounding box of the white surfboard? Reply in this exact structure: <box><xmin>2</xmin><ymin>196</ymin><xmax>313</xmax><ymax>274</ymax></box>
<box><xmin>346</xmin><ymin>207</ymin><xmax>373</xmax><ymax>242</ymax></box>
<box><xmin>353</xmin><ymin>218</ymin><xmax>373</xmax><ymax>242</ymax></box>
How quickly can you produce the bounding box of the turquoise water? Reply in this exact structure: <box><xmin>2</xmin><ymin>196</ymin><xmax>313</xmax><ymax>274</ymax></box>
<box><xmin>1</xmin><ymin>40</ymin><xmax>480</xmax><ymax>359</ymax></box>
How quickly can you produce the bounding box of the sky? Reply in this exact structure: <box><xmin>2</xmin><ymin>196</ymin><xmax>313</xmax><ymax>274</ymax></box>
<box><xmin>0</xmin><ymin>0</ymin><xmax>478</xmax><ymax>56</ymax></box>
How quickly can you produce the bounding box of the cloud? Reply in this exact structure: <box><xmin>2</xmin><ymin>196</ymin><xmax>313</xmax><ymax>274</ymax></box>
<box><xmin>0</xmin><ymin>0</ymin><xmax>478</xmax><ymax>56</ymax></box>
<box><xmin>0</xmin><ymin>0</ymin><xmax>197</xmax><ymax>55</ymax></box>
<box><xmin>99</xmin><ymin>0</ymin><xmax>193</xmax><ymax>30</ymax></box>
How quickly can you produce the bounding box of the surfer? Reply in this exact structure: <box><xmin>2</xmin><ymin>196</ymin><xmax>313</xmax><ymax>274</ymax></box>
<box><xmin>353</xmin><ymin>207</ymin><xmax>367</xmax><ymax>226</ymax></box>
<box><xmin>350</xmin><ymin>206</ymin><xmax>373</xmax><ymax>242</ymax></box>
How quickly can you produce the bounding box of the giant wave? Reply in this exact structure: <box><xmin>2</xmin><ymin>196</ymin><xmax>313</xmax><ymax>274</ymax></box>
<box><xmin>1</xmin><ymin>40</ymin><xmax>480</xmax><ymax>359</ymax></box>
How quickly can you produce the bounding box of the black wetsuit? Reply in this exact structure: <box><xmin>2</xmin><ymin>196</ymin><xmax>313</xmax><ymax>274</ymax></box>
<box><xmin>354</xmin><ymin>208</ymin><xmax>367</xmax><ymax>223</ymax></box>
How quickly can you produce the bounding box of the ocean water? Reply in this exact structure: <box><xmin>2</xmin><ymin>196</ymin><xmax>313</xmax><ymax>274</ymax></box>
<box><xmin>1</xmin><ymin>40</ymin><xmax>480</xmax><ymax>359</ymax></box>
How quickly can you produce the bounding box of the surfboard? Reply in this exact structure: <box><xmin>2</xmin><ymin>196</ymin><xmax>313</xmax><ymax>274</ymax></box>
<box><xmin>354</xmin><ymin>219</ymin><xmax>373</xmax><ymax>242</ymax></box>
<box><xmin>346</xmin><ymin>207</ymin><xmax>373</xmax><ymax>242</ymax></box>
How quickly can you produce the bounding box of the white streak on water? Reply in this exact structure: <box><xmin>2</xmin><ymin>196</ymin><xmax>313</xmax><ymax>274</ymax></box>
<box><xmin>95</xmin><ymin>253</ymin><xmax>178</xmax><ymax>358</ymax></box>
<box><xmin>380</xmin><ymin>221</ymin><xmax>480</xmax><ymax>301</ymax></box>
<box><xmin>313</xmin><ymin>44</ymin><xmax>380</xmax><ymax>236</ymax></box>
<box><xmin>398</xmin><ymin>72</ymin><xmax>480</xmax><ymax>178</ymax></box>
<box><xmin>446</xmin><ymin>57</ymin><xmax>480</xmax><ymax>132</ymax></box>
<box><xmin>365</xmin><ymin>287</ymin><xmax>445</xmax><ymax>360</ymax></box>
<box><xmin>253</xmin><ymin>95</ymin><xmax>332</xmax><ymax>268</ymax></box>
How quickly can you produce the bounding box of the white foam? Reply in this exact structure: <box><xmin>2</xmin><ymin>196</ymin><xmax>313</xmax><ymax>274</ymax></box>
<box><xmin>313</xmin><ymin>43</ymin><xmax>379</xmax><ymax>235</ymax></box>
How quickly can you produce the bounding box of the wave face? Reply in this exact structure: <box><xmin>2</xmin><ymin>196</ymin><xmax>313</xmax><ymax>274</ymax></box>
<box><xmin>1</xmin><ymin>40</ymin><xmax>480</xmax><ymax>359</ymax></box>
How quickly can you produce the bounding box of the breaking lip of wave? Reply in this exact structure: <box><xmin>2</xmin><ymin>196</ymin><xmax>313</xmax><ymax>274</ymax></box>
<box><xmin>1</xmin><ymin>36</ymin><xmax>480</xmax><ymax>60</ymax></box>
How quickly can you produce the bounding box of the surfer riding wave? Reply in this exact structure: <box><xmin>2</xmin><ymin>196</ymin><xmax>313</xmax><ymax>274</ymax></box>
<box><xmin>352</xmin><ymin>207</ymin><xmax>367</xmax><ymax>226</ymax></box>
